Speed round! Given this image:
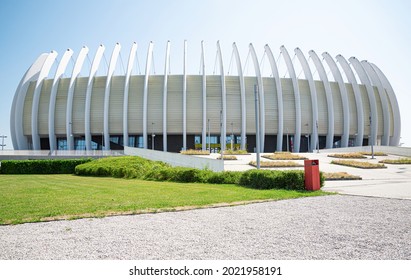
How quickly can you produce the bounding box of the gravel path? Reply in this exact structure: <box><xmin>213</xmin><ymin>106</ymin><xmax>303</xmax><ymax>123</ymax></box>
<box><xmin>0</xmin><ymin>195</ymin><xmax>410</xmax><ymax>260</ymax></box>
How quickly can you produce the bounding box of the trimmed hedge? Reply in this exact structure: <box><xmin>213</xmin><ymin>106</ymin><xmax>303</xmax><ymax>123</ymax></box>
<box><xmin>75</xmin><ymin>156</ymin><xmax>323</xmax><ymax>191</ymax></box>
<box><xmin>0</xmin><ymin>159</ymin><xmax>93</xmax><ymax>174</ymax></box>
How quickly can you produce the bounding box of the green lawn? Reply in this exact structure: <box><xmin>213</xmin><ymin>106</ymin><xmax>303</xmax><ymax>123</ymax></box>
<box><xmin>0</xmin><ymin>174</ymin><xmax>329</xmax><ymax>225</ymax></box>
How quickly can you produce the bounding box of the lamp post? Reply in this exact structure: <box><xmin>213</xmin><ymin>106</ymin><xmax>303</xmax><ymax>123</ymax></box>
<box><xmin>0</xmin><ymin>135</ymin><xmax>7</xmax><ymax>151</ymax></box>
<box><xmin>316</xmin><ymin>121</ymin><xmax>319</xmax><ymax>153</ymax></box>
<box><xmin>254</xmin><ymin>84</ymin><xmax>260</xmax><ymax>169</ymax></box>
<box><xmin>208</xmin><ymin>118</ymin><xmax>211</xmax><ymax>153</ymax></box>
<box><xmin>286</xmin><ymin>128</ymin><xmax>289</xmax><ymax>152</ymax></box>
<box><xmin>369</xmin><ymin>115</ymin><xmax>374</xmax><ymax>159</ymax></box>
<box><xmin>231</xmin><ymin>121</ymin><xmax>234</xmax><ymax>151</ymax></box>
<box><xmin>151</xmin><ymin>122</ymin><xmax>155</xmax><ymax>150</ymax></box>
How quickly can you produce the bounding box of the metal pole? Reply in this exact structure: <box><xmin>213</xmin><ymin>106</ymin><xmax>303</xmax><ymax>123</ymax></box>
<box><xmin>369</xmin><ymin>116</ymin><xmax>374</xmax><ymax>159</ymax></box>
<box><xmin>231</xmin><ymin>122</ymin><xmax>234</xmax><ymax>151</ymax></box>
<box><xmin>0</xmin><ymin>135</ymin><xmax>7</xmax><ymax>151</ymax></box>
<box><xmin>316</xmin><ymin>121</ymin><xmax>319</xmax><ymax>153</ymax></box>
<box><xmin>254</xmin><ymin>84</ymin><xmax>260</xmax><ymax>169</ymax></box>
<box><xmin>286</xmin><ymin>128</ymin><xmax>289</xmax><ymax>152</ymax></box>
<box><xmin>151</xmin><ymin>122</ymin><xmax>155</xmax><ymax>150</ymax></box>
<box><xmin>220</xmin><ymin>110</ymin><xmax>223</xmax><ymax>161</ymax></box>
<box><xmin>208</xmin><ymin>118</ymin><xmax>211</xmax><ymax>153</ymax></box>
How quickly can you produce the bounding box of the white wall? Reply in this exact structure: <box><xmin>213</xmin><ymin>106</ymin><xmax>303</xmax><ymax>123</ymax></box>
<box><xmin>124</xmin><ymin>146</ymin><xmax>224</xmax><ymax>172</ymax></box>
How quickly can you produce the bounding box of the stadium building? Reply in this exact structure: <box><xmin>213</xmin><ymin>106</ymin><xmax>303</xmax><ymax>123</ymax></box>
<box><xmin>10</xmin><ymin>41</ymin><xmax>401</xmax><ymax>153</ymax></box>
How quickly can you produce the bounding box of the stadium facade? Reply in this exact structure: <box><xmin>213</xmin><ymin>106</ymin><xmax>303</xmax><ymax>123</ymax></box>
<box><xmin>10</xmin><ymin>41</ymin><xmax>401</xmax><ymax>153</ymax></box>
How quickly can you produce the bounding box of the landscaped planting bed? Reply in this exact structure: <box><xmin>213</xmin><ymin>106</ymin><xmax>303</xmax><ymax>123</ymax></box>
<box><xmin>328</xmin><ymin>153</ymin><xmax>367</xmax><ymax>159</ymax></box>
<box><xmin>331</xmin><ymin>160</ymin><xmax>386</xmax><ymax>169</ymax></box>
<box><xmin>262</xmin><ymin>152</ymin><xmax>307</xmax><ymax>160</ymax></box>
<box><xmin>379</xmin><ymin>158</ymin><xmax>411</xmax><ymax>164</ymax></box>
<box><xmin>323</xmin><ymin>172</ymin><xmax>362</xmax><ymax>180</ymax></box>
<box><xmin>249</xmin><ymin>160</ymin><xmax>303</xmax><ymax>168</ymax></box>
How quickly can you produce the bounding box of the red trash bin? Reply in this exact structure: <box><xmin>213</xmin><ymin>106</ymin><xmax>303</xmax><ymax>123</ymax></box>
<box><xmin>304</xmin><ymin>159</ymin><xmax>320</xmax><ymax>191</ymax></box>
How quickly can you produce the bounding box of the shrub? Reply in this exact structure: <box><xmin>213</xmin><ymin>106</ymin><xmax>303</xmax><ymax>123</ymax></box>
<box><xmin>0</xmin><ymin>159</ymin><xmax>92</xmax><ymax>174</ymax></box>
<box><xmin>239</xmin><ymin>169</ymin><xmax>308</xmax><ymax>190</ymax></box>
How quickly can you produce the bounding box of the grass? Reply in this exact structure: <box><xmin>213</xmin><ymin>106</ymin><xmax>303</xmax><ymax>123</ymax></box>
<box><xmin>223</xmin><ymin>150</ymin><xmax>249</xmax><ymax>155</ymax></box>
<box><xmin>0</xmin><ymin>174</ymin><xmax>328</xmax><ymax>225</ymax></box>
<box><xmin>328</xmin><ymin>153</ymin><xmax>367</xmax><ymax>159</ymax></box>
<box><xmin>180</xmin><ymin>149</ymin><xmax>210</xmax><ymax>155</ymax></box>
<box><xmin>360</xmin><ymin>152</ymin><xmax>388</xmax><ymax>156</ymax></box>
<box><xmin>331</xmin><ymin>160</ymin><xmax>386</xmax><ymax>169</ymax></box>
<box><xmin>217</xmin><ymin>155</ymin><xmax>237</xmax><ymax>160</ymax></box>
<box><xmin>379</xmin><ymin>158</ymin><xmax>411</xmax><ymax>164</ymax></box>
<box><xmin>262</xmin><ymin>152</ymin><xmax>307</xmax><ymax>160</ymax></box>
<box><xmin>249</xmin><ymin>161</ymin><xmax>303</xmax><ymax>168</ymax></box>
<box><xmin>323</xmin><ymin>172</ymin><xmax>362</xmax><ymax>180</ymax></box>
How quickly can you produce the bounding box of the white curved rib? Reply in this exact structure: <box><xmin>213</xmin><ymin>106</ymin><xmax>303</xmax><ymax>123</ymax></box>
<box><xmin>142</xmin><ymin>42</ymin><xmax>154</xmax><ymax>149</ymax></box>
<box><xmin>265</xmin><ymin>45</ymin><xmax>283</xmax><ymax>151</ymax></box>
<box><xmin>162</xmin><ymin>41</ymin><xmax>170</xmax><ymax>151</ymax></box>
<box><xmin>217</xmin><ymin>41</ymin><xmax>226</xmax><ymax>152</ymax></box>
<box><xmin>84</xmin><ymin>45</ymin><xmax>105</xmax><ymax>150</ymax></box>
<box><xmin>123</xmin><ymin>42</ymin><xmax>138</xmax><ymax>147</ymax></box>
<box><xmin>349</xmin><ymin>57</ymin><xmax>378</xmax><ymax>146</ymax></box>
<box><xmin>183</xmin><ymin>40</ymin><xmax>187</xmax><ymax>150</ymax></box>
<box><xmin>295</xmin><ymin>47</ymin><xmax>318</xmax><ymax>151</ymax></box>
<box><xmin>281</xmin><ymin>46</ymin><xmax>301</xmax><ymax>152</ymax></box>
<box><xmin>31</xmin><ymin>51</ymin><xmax>58</xmax><ymax>150</ymax></box>
<box><xmin>103</xmin><ymin>43</ymin><xmax>121</xmax><ymax>150</ymax></box>
<box><xmin>66</xmin><ymin>46</ymin><xmax>89</xmax><ymax>150</ymax></box>
<box><xmin>369</xmin><ymin>63</ymin><xmax>401</xmax><ymax>146</ymax></box>
<box><xmin>48</xmin><ymin>48</ymin><xmax>73</xmax><ymax>151</ymax></box>
<box><xmin>233</xmin><ymin>42</ymin><xmax>247</xmax><ymax>151</ymax></box>
<box><xmin>323</xmin><ymin>52</ymin><xmax>350</xmax><ymax>147</ymax></box>
<box><xmin>13</xmin><ymin>53</ymin><xmax>49</xmax><ymax>150</ymax></box>
<box><xmin>336</xmin><ymin>55</ymin><xmax>364</xmax><ymax>146</ymax></box>
<box><xmin>362</xmin><ymin>61</ymin><xmax>390</xmax><ymax>146</ymax></box>
<box><xmin>249</xmin><ymin>43</ymin><xmax>265</xmax><ymax>151</ymax></box>
<box><xmin>309</xmin><ymin>50</ymin><xmax>334</xmax><ymax>149</ymax></box>
<box><xmin>201</xmin><ymin>41</ymin><xmax>207</xmax><ymax>151</ymax></box>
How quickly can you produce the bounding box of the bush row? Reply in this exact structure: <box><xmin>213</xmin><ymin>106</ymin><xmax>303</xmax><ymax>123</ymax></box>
<box><xmin>75</xmin><ymin>156</ymin><xmax>324</xmax><ymax>190</ymax></box>
<box><xmin>0</xmin><ymin>158</ymin><xmax>93</xmax><ymax>174</ymax></box>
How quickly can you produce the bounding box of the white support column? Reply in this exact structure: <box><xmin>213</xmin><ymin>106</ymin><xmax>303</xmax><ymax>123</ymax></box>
<box><xmin>336</xmin><ymin>55</ymin><xmax>364</xmax><ymax>146</ymax></box>
<box><xmin>123</xmin><ymin>42</ymin><xmax>138</xmax><ymax>147</ymax></box>
<box><xmin>233</xmin><ymin>43</ymin><xmax>247</xmax><ymax>151</ymax></box>
<box><xmin>182</xmin><ymin>40</ymin><xmax>187</xmax><ymax>151</ymax></box>
<box><xmin>309</xmin><ymin>50</ymin><xmax>334</xmax><ymax>149</ymax></box>
<box><xmin>281</xmin><ymin>46</ymin><xmax>301</xmax><ymax>152</ymax></box>
<box><xmin>201</xmin><ymin>41</ymin><xmax>207</xmax><ymax>151</ymax></box>
<box><xmin>163</xmin><ymin>41</ymin><xmax>171</xmax><ymax>151</ymax></box>
<box><xmin>84</xmin><ymin>45</ymin><xmax>105</xmax><ymax>150</ymax></box>
<box><xmin>216</xmin><ymin>41</ymin><xmax>226</xmax><ymax>153</ymax></box>
<box><xmin>249</xmin><ymin>43</ymin><xmax>265</xmax><ymax>151</ymax></box>
<box><xmin>12</xmin><ymin>53</ymin><xmax>49</xmax><ymax>150</ymax></box>
<box><xmin>31</xmin><ymin>51</ymin><xmax>58</xmax><ymax>150</ymax></box>
<box><xmin>369</xmin><ymin>63</ymin><xmax>401</xmax><ymax>146</ymax></box>
<box><xmin>349</xmin><ymin>57</ymin><xmax>378</xmax><ymax>146</ymax></box>
<box><xmin>362</xmin><ymin>61</ymin><xmax>390</xmax><ymax>146</ymax></box>
<box><xmin>66</xmin><ymin>46</ymin><xmax>89</xmax><ymax>150</ymax></box>
<box><xmin>323</xmin><ymin>52</ymin><xmax>350</xmax><ymax>147</ymax></box>
<box><xmin>295</xmin><ymin>47</ymin><xmax>318</xmax><ymax>152</ymax></box>
<box><xmin>103</xmin><ymin>43</ymin><xmax>121</xmax><ymax>150</ymax></box>
<box><xmin>48</xmin><ymin>49</ymin><xmax>73</xmax><ymax>151</ymax></box>
<box><xmin>142</xmin><ymin>42</ymin><xmax>154</xmax><ymax>149</ymax></box>
<box><xmin>265</xmin><ymin>45</ymin><xmax>283</xmax><ymax>151</ymax></box>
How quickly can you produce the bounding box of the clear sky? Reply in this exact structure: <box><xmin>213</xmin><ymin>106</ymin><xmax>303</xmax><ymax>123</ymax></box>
<box><xmin>0</xmin><ymin>0</ymin><xmax>410</xmax><ymax>149</ymax></box>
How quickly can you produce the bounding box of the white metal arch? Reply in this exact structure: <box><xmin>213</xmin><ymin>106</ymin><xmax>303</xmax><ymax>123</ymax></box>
<box><xmin>84</xmin><ymin>45</ymin><xmax>105</xmax><ymax>150</ymax></box>
<box><xmin>249</xmin><ymin>43</ymin><xmax>265</xmax><ymax>151</ymax></box>
<box><xmin>362</xmin><ymin>61</ymin><xmax>390</xmax><ymax>146</ymax></box>
<box><xmin>48</xmin><ymin>49</ymin><xmax>73</xmax><ymax>151</ymax></box>
<box><xmin>295</xmin><ymin>47</ymin><xmax>318</xmax><ymax>152</ymax></box>
<box><xmin>103</xmin><ymin>43</ymin><xmax>121</xmax><ymax>150</ymax></box>
<box><xmin>349</xmin><ymin>57</ymin><xmax>378</xmax><ymax>146</ymax></box>
<box><xmin>142</xmin><ymin>42</ymin><xmax>154</xmax><ymax>149</ymax></box>
<box><xmin>201</xmin><ymin>41</ymin><xmax>207</xmax><ymax>151</ymax></box>
<box><xmin>162</xmin><ymin>41</ymin><xmax>171</xmax><ymax>151</ymax></box>
<box><xmin>123</xmin><ymin>42</ymin><xmax>138</xmax><ymax>147</ymax></box>
<box><xmin>183</xmin><ymin>40</ymin><xmax>187</xmax><ymax>151</ymax></box>
<box><xmin>336</xmin><ymin>55</ymin><xmax>364</xmax><ymax>146</ymax></box>
<box><xmin>309</xmin><ymin>50</ymin><xmax>334</xmax><ymax>149</ymax></box>
<box><xmin>232</xmin><ymin>42</ymin><xmax>247</xmax><ymax>151</ymax></box>
<box><xmin>216</xmin><ymin>41</ymin><xmax>227</xmax><ymax>152</ymax></box>
<box><xmin>31</xmin><ymin>51</ymin><xmax>58</xmax><ymax>150</ymax></box>
<box><xmin>66</xmin><ymin>46</ymin><xmax>89</xmax><ymax>150</ymax></box>
<box><xmin>281</xmin><ymin>46</ymin><xmax>301</xmax><ymax>152</ymax></box>
<box><xmin>323</xmin><ymin>52</ymin><xmax>350</xmax><ymax>147</ymax></box>
<box><xmin>370</xmin><ymin>63</ymin><xmax>401</xmax><ymax>146</ymax></box>
<box><xmin>12</xmin><ymin>53</ymin><xmax>49</xmax><ymax>149</ymax></box>
<box><xmin>264</xmin><ymin>45</ymin><xmax>283</xmax><ymax>151</ymax></box>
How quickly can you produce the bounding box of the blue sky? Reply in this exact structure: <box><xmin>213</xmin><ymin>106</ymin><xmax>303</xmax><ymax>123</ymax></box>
<box><xmin>1</xmin><ymin>0</ymin><xmax>410</xmax><ymax>149</ymax></box>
